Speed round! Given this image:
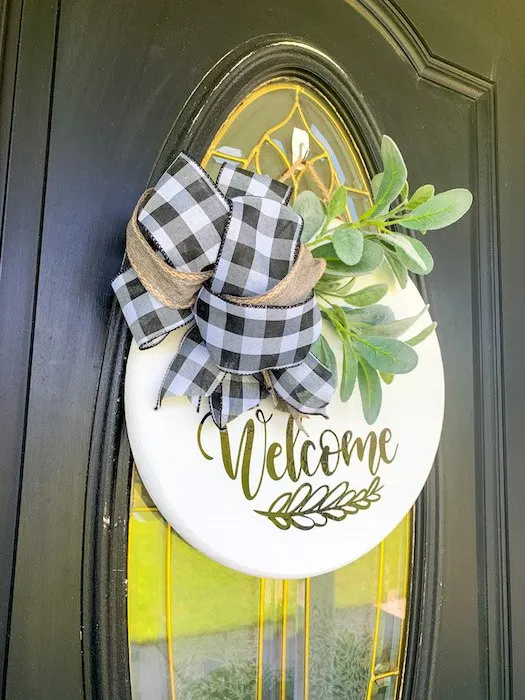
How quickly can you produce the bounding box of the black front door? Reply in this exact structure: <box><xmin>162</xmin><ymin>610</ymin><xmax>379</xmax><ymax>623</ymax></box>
<box><xmin>0</xmin><ymin>1</ymin><xmax>522</xmax><ymax>698</ymax></box>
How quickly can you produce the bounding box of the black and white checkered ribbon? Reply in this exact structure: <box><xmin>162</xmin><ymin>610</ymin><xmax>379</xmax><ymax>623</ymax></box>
<box><xmin>113</xmin><ymin>153</ymin><xmax>335</xmax><ymax>429</ymax></box>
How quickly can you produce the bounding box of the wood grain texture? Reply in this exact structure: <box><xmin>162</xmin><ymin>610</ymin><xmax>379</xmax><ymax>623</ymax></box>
<box><xmin>394</xmin><ymin>5</ymin><xmax>525</xmax><ymax>696</ymax></box>
<box><xmin>0</xmin><ymin>0</ymin><xmax>59</xmax><ymax>696</ymax></box>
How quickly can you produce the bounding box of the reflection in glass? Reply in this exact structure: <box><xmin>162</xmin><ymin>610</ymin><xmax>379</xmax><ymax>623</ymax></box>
<box><xmin>128</xmin><ymin>80</ymin><xmax>412</xmax><ymax>700</ymax></box>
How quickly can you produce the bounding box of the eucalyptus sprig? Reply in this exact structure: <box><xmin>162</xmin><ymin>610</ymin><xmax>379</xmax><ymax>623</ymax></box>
<box><xmin>292</xmin><ymin>135</ymin><xmax>472</xmax><ymax>423</ymax></box>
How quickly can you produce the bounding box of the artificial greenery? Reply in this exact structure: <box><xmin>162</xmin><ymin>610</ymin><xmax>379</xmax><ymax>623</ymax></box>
<box><xmin>293</xmin><ymin>135</ymin><xmax>473</xmax><ymax>424</ymax></box>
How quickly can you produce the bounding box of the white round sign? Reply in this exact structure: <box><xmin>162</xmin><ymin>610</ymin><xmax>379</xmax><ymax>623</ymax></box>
<box><xmin>125</xmin><ymin>275</ymin><xmax>444</xmax><ymax>579</ymax></box>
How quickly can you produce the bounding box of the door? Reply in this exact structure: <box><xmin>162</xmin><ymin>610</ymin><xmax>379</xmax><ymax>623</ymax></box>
<box><xmin>0</xmin><ymin>1</ymin><xmax>521</xmax><ymax>698</ymax></box>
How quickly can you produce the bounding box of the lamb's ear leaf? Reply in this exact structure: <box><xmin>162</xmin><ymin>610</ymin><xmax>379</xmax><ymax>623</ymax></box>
<box><xmin>311</xmin><ymin>335</ymin><xmax>337</xmax><ymax>384</ymax></box>
<box><xmin>406</xmin><ymin>322</ymin><xmax>438</xmax><ymax>346</ymax></box>
<box><xmin>375</xmin><ymin>233</ymin><xmax>433</xmax><ymax>274</ymax></box>
<box><xmin>322</xmin><ymin>239</ymin><xmax>383</xmax><ymax>278</ymax></box>
<box><xmin>352</xmin><ymin>336</ymin><xmax>418</xmax><ymax>375</ymax></box>
<box><xmin>397</xmin><ymin>188</ymin><xmax>473</xmax><ymax>231</ymax></box>
<box><xmin>366</xmin><ymin>136</ymin><xmax>407</xmax><ymax>218</ymax></box>
<box><xmin>357</xmin><ymin>358</ymin><xmax>382</xmax><ymax>425</ymax></box>
<box><xmin>363</xmin><ymin>306</ymin><xmax>429</xmax><ymax>338</ymax></box>
<box><xmin>343</xmin><ymin>283</ymin><xmax>388</xmax><ymax>308</ymax></box>
<box><xmin>342</xmin><ymin>304</ymin><xmax>395</xmax><ymax>326</ymax></box>
<box><xmin>311</xmin><ymin>243</ymin><xmax>339</xmax><ymax>260</ymax></box>
<box><xmin>293</xmin><ymin>190</ymin><xmax>325</xmax><ymax>242</ymax></box>
<box><xmin>332</xmin><ymin>225</ymin><xmax>364</xmax><ymax>265</ymax></box>
<box><xmin>371</xmin><ymin>172</ymin><xmax>383</xmax><ymax>200</ymax></box>
<box><xmin>340</xmin><ymin>339</ymin><xmax>358</xmax><ymax>402</ymax></box>
<box><xmin>342</xmin><ymin>239</ymin><xmax>384</xmax><ymax>276</ymax></box>
<box><xmin>326</xmin><ymin>186</ymin><xmax>347</xmax><ymax>220</ymax></box>
<box><xmin>406</xmin><ymin>184</ymin><xmax>434</xmax><ymax>210</ymax></box>
<box><xmin>384</xmin><ymin>248</ymin><xmax>408</xmax><ymax>288</ymax></box>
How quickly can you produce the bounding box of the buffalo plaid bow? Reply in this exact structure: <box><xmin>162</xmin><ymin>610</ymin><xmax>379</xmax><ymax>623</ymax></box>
<box><xmin>113</xmin><ymin>153</ymin><xmax>335</xmax><ymax>429</ymax></box>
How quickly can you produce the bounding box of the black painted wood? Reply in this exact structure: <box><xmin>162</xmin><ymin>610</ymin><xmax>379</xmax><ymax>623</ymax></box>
<box><xmin>82</xmin><ymin>301</ymin><xmax>132</xmax><ymax>700</ymax></box>
<box><xmin>0</xmin><ymin>0</ymin><xmax>520</xmax><ymax>698</ymax></box>
<box><xmin>0</xmin><ymin>0</ymin><xmax>60</xmax><ymax>696</ymax></box>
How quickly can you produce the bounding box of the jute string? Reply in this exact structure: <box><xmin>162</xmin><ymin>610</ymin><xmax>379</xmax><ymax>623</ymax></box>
<box><xmin>126</xmin><ymin>190</ymin><xmax>212</xmax><ymax>310</ymax></box>
<box><xmin>126</xmin><ymin>190</ymin><xmax>325</xmax><ymax>310</ymax></box>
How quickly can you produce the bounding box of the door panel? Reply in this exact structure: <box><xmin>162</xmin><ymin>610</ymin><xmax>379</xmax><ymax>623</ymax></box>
<box><xmin>0</xmin><ymin>1</ymin><xmax>517</xmax><ymax>699</ymax></box>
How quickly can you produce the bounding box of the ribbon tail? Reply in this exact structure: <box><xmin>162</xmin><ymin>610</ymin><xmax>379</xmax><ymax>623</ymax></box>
<box><xmin>209</xmin><ymin>373</ymin><xmax>266</xmax><ymax>430</ymax></box>
<box><xmin>156</xmin><ymin>325</ymin><xmax>225</xmax><ymax>408</ymax></box>
<box><xmin>269</xmin><ymin>352</ymin><xmax>336</xmax><ymax>415</ymax></box>
<box><xmin>112</xmin><ymin>267</ymin><xmax>193</xmax><ymax>349</ymax></box>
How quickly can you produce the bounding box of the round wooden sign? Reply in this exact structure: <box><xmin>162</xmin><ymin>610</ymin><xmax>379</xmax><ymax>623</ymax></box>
<box><xmin>125</xmin><ymin>276</ymin><xmax>444</xmax><ymax>579</ymax></box>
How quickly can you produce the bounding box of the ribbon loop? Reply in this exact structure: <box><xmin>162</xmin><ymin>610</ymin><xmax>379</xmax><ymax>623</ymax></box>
<box><xmin>195</xmin><ymin>287</ymin><xmax>322</xmax><ymax>374</ymax></box>
<box><xmin>211</xmin><ymin>195</ymin><xmax>303</xmax><ymax>298</ymax></box>
<box><xmin>126</xmin><ymin>191</ymin><xmax>212</xmax><ymax>310</ymax></box>
<box><xmin>217</xmin><ymin>163</ymin><xmax>292</xmax><ymax>204</ymax></box>
<box><xmin>138</xmin><ymin>153</ymin><xmax>229</xmax><ymax>272</ymax></box>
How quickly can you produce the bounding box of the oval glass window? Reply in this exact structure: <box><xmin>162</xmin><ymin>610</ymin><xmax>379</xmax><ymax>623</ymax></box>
<box><xmin>128</xmin><ymin>80</ymin><xmax>412</xmax><ymax>700</ymax></box>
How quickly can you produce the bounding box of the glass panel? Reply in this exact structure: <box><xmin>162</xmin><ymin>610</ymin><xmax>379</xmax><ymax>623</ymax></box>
<box><xmin>128</xmin><ymin>79</ymin><xmax>412</xmax><ymax>700</ymax></box>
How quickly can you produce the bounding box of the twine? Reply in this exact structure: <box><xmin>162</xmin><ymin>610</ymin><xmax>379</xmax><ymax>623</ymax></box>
<box><xmin>126</xmin><ymin>190</ymin><xmax>212</xmax><ymax>310</ymax></box>
<box><xmin>127</xmin><ymin>190</ymin><xmax>325</xmax><ymax>311</ymax></box>
<box><xmin>279</xmin><ymin>157</ymin><xmax>332</xmax><ymax>202</ymax></box>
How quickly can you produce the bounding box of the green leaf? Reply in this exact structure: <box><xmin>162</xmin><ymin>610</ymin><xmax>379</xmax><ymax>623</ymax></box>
<box><xmin>369</xmin><ymin>172</ymin><xmax>391</xmax><ymax>216</ymax></box>
<box><xmin>330</xmin><ymin>304</ymin><xmax>349</xmax><ymax>329</ymax></box>
<box><xmin>342</xmin><ymin>239</ymin><xmax>384</xmax><ymax>277</ymax></box>
<box><xmin>375</xmin><ymin>233</ymin><xmax>433</xmax><ymax>274</ymax></box>
<box><xmin>332</xmin><ymin>225</ymin><xmax>364</xmax><ymax>265</ymax></box>
<box><xmin>320</xmin><ymin>239</ymin><xmax>383</xmax><ymax>278</ymax></box>
<box><xmin>340</xmin><ymin>339</ymin><xmax>358</xmax><ymax>402</ymax></box>
<box><xmin>316</xmin><ymin>277</ymin><xmax>356</xmax><ymax>298</ymax></box>
<box><xmin>400</xmin><ymin>181</ymin><xmax>409</xmax><ymax>201</ymax></box>
<box><xmin>293</xmin><ymin>190</ymin><xmax>325</xmax><ymax>242</ymax></box>
<box><xmin>367</xmin><ymin>136</ymin><xmax>408</xmax><ymax>218</ymax></box>
<box><xmin>406</xmin><ymin>184</ymin><xmax>434</xmax><ymax>210</ymax></box>
<box><xmin>311</xmin><ymin>336</ymin><xmax>327</xmax><ymax>364</ymax></box>
<box><xmin>332</xmin><ymin>278</ymin><xmax>356</xmax><ymax>296</ymax></box>
<box><xmin>395</xmin><ymin>237</ymin><xmax>434</xmax><ymax>275</ymax></box>
<box><xmin>357</xmin><ymin>359</ymin><xmax>382</xmax><ymax>424</ymax></box>
<box><xmin>311</xmin><ymin>334</ymin><xmax>338</xmax><ymax>383</ymax></box>
<box><xmin>361</xmin><ymin>306</ymin><xmax>429</xmax><ymax>338</ymax></box>
<box><xmin>352</xmin><ymin>336</ymin><xmax>418</xmax><ymax>374</ymax></box>
<box><xmin>384</xmin><ymin>248</ymin><xmax>408</xmax><ymax>288</ymax></box>
<box><xmin>312</xmin><ymin>243</ymin><xmax>339</xmax><ymax>260</ymax></box>
<box><xmin>379</xmin><ymin>372</ymin><xmax>394</xmax><ymax>385</ymax></box>
<box><xmin>326</xmin><ymin>186</ymin><xmax>347</xmax><ymax>220</ymax></box>
<box><xmin>371</xmin><ymin>172</ymin><xmax>383</xmax><ymax>200</ymax></box>
<box><xmin>342</xmin><ymin>305</ymin><xmax>395</xmax><ymax>326</ymax></box>
<box><xmin>397</xmin><ymin>188</ymin><xmax>473</xmax><ymax>231</ymax></box>
<box><xmin>343</xmin><ymin>283</ymin><xmax>388</xmax><ymax>307</ymax></box>
<box><xmin>406</xmin><ymin>322</ymin><xmax>437</xmax><ymax>346</ymax></box>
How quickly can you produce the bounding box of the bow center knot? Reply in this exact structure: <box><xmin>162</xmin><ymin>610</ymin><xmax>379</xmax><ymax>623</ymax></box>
<box><xmin>113</xmin><ymin>153</ymin><xmax>335</xmax><ymax>429</ymax></box>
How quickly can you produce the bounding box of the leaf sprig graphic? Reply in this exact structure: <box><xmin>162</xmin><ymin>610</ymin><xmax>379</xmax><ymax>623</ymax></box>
<box><xmin>255</xmin><ymin>477</ymin><xmax>383</xmax><ymax>531</ymax></box>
